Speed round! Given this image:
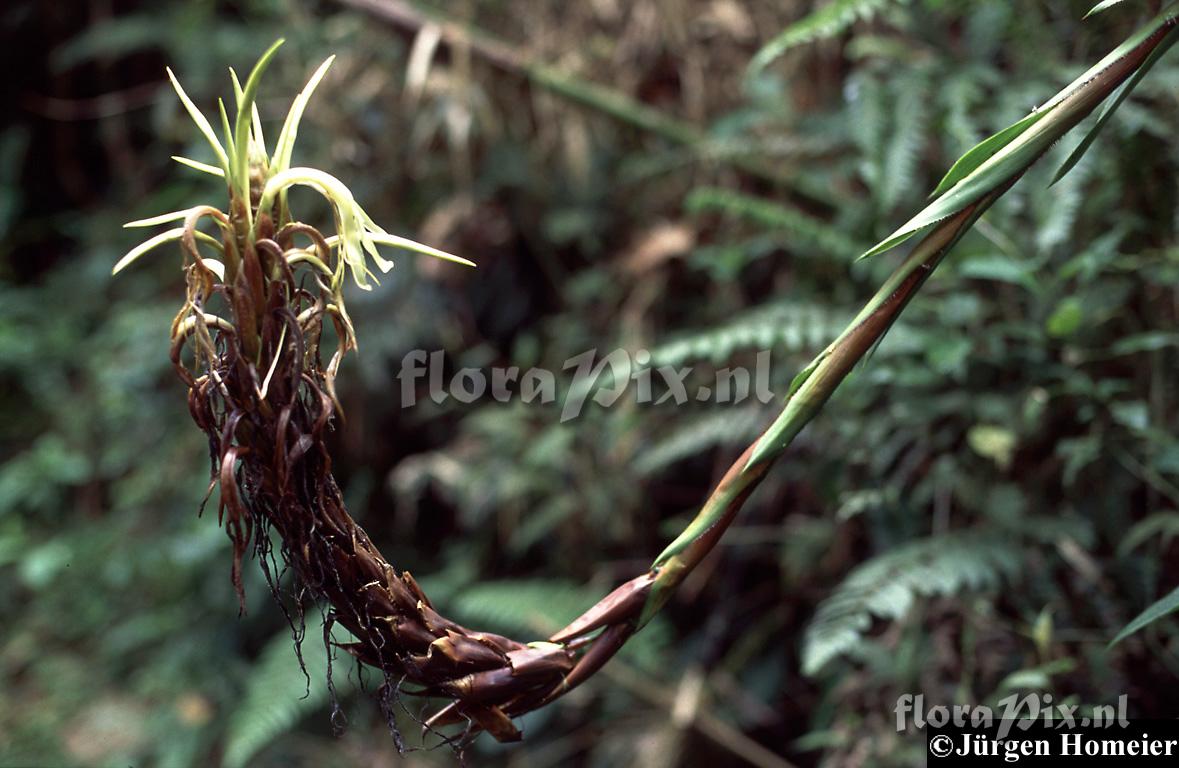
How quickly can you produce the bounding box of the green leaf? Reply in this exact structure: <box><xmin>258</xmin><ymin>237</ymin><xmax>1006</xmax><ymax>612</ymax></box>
<box><xmin>250</xmin><ymin>104</ymin><xmax>267</xmax><ymax>160</ymax></box>
<box><xmin>1117</xmin><ymin>513</ymin><xmax>1179</xmax><ymax>556</ymax></box>
<box><xmin>449</xmin><ymin>580</ymin><xmax>594</xmax><ymax>634</ymax></box>
<box><xmin>649</xmin><ymin>300</ymin><xmax>848</xmax><ymax>367</ymax></box>
<box><xmin>18</xmin><ymin>540</ymin><xmax>74</xmax><ymax>590</ymax></box>
<box><xmin>881</xmin><ymin>71</ymin><xmax>930</xmax><ymax>210</ymax></box>
<box><xmin>1112</xmin><ymin>331</ymin><xmax>1179</xmax><ymax>355</ymax></box>
<box><xmin>123</xmin><ymin>208</ymin><xmax>202</xmax><ymax>228</ymax></box>
<box><xmin>364</xmin><ymin>233</ymin><xmax>475</xmax><ymax>267</ymax></box>
<box><xmin>998</xmin><ymin>659</ymin><xmax>1076</xmax><ymax>690</ymax></box>
<box><xmin>271</xmin><ymin>56</ymin><xmax>336</xmax><ymax>175</ymax></box>
<box><xmin>637</xmin><ymin>408</ymin><xmax>764</xmax><ymax>475</ymax></box>
<box><xmin>1110</xmin><ymin>400</ymin><xmax>1149</xmax><ymax>432</ymax></box>
<box><xmin>229</xmin><ymin>67</ymin><xmax>244</xmax><ymax>112</ymax></box>
<box><xmin>233</xmin><ymin>39</ymin><xmax>285</xmax><ymax>207</ymax></box>
<box><xmin>956</xmin><ymin>254</ymin><xmax>1038</xmax><ymax>292</ymax></box>
<box><xmin>1086</xmin><ymin>0</ymin><xmax>1137</xmax><ymax>19</ymax></box>
<box><xmin>931</xmin><ymin>111</ymin><xmax>1046</xmax><ymax>198</ymax></box>
<box><xmin>113</xmin><ymin>228</ymin><xmax>222</xmax><ymax>275</ymax></box>
<box><xmin>1051</xmin><ymin>26</ymin><xmax>1179</xmax><ymax>186</ymax></box>
<box><xmin>859</xmin><ymin>113</ymin><xmax>1052</xmax><ymax>259</ymax></box>
<box><xmin>171</xmin><ymin>155</ymin><xmax>225</xmax><ymax>176</ymax></box>
<box><xmin>165</xmin><ymin>67</ymin><xmax>230</xmax><ymax>176</ymax></box>
<box><xmin>967</xmin><ymin>424</ymin><xmax>1017</xmax><ymax>469</ymax></box>
<box><xmin>1046</xmin><ymin>297</ymin><xmax>1084</xmax><ymax>337</ymax></box>
<box><xmin>786</xmin><ymin>353</ymin><xmax>824</xmax><ymax>400</ymax></box>
<box><xmin>218</xmin><ymin>98</ymin><xmax>235</xmax><ymax>177</ymax></box>
<box><xmin>1110</xmin><ymin>585</ymin><xmax>1179</xmax><ymax>646</ymax></box>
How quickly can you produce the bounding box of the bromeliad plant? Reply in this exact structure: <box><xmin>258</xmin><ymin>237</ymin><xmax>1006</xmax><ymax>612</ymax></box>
<box><xmin>118</xmin><ymin>3</ymin><xmax>1178</xmax><ymax>747</ymax></box>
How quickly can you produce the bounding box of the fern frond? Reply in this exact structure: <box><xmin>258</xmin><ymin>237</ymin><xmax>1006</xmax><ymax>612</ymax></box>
<box><xmin>880</xmin><ymin>70</ymin><xmax>930</xmax><ymax>210</ymax></box>
<box><xmin>686</xmin><ymin>187</ymin><xmax>864</xmax><ymax>260</ymax></box>
<box><xmin>802</xmin><ymin>532</ymin><xmax>1023</xmax><ymax>675</ymax></box>
<box><xmin>223</xmin><ymin>631</ymin><xmax>335</xmax><ymax>768</ymax></box>
<box><xmin>1035</xmin><ymin>140</ymin><xmax>1089</xmax><ymax>253</ymax></box>
<box><xmin>748</xmin><ymin>0</ymin><xmax>908</xmax><ymax>76</ymax></box>
<box><xmin>650</xmin><ymin>302</ymin><xmax>852</xmax><ymax>368</ymax></box>
<box><xmin>637</xmin><ymin>407</ymin><xmax>766</xmax><ymax>475</ymax></box>
<box><xmin>848</xmin><ymin>72</ymin><xmax>888</xmax><ymax>191</ymax></box>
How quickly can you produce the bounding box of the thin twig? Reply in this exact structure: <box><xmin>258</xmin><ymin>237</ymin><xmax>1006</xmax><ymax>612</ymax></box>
<box><xmin>334</xmin><ymin>0</ymin><xmax>824</xmax><ymax>200</ymax></box>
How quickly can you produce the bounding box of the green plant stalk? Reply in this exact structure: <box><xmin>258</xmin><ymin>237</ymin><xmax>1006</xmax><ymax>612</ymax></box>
<box><xmin>630</xmin><ymin>8</ymin><xmax>1179</xmax><ymax>629</ymax></box>
<box><xmin>441</xmin><ymin>5</ymin><xmax>1179</xmax><ymax>718</ymax></box>
<box><xmin>640</xmin><ymin>185</ymin><xmax>1005</xmax><ymax>627</ymax></box>
<box><xmin>531</xmin><ymin>185</ymin><xmax>1020</xmax><ymax>709</ymax></box>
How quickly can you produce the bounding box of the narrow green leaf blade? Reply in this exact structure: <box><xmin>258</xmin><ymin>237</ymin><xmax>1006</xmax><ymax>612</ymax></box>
<box><xmin>325</xmin><ymin>232</ymin><xmax>476</xmax><ymax>268</ymax></box>
<box><xmin>1086</xmin><ymin>0</ymin><xmax>1135</xmax><ymax>19</ymax></box>
<box><xmin>171</xmin><ymin>155</ymin><xmax>225</xmax><ymax>176</ymax></box>
<box><xmin>1110</xmin><ymin>585</ymin><xmax>1179</xmax><ymax>646</ymax></box>
<box><xmin>931</xmin><ymin>111</ymin><xmax>1045</xmax><ymax>197</ymax></box>
<box><xmin>113</xmin><ymin>229</ymin><xmax>224</xmax><ymax>274</ymax></box>
<box><xmin>786</xmin><ymin>353</ymin><xmax>824</xmax><ymax>400</ymax></box>
<box><xmin>218</xmin><ymin>98</ymin><xmax>236</xmax><ymax>176</ymax></box>
<box><xmin>1051</xmin><ymin>26</ymin><xmax>1178</xmax><ymax>186</ymax></box>
<box><xmin>250</xmin><ymin>103</ymin><xmax>267</xmax><ymax>159</ymax></box>
<box><xmin>859</xmin><ymin>161</ymin><xmax>1000</xmax><ymax>260</ymax></box>
<box><xmin>165</xmin><ymin>67</ymin><xmax>229</xmax><ymax>175</ymax></box>
<box><xmin>233</xmin><ymin>39</ymin><xmax>285</xmax><ymax>199</ymax></box>
<box><xmin>271</xmin><ymin>56</ymin><xmax>335</xmax><ymax>174</ymax></box>
<box><xmin>229</xmin><ymin>67</ymin><xmax>244</xmax><ymax>106</ymax></box>
<box><xmin>114</xmin><ymin>228</ymin><xmax>186</xmax><ymax>273</ymax></box>
<box><xmin>862</xmin><ymin>112</ymin><xmax>1056</xmax><ymax>260</ymax></box>
<box><xmin>124</xmin><ymin>208</ymin><xmax>201</xmax><ymax>228</ymax></box>
<box><xmin>370</xmin><ymin>233</ymin><xmax>475</xmax><ymax>267</ymax></box>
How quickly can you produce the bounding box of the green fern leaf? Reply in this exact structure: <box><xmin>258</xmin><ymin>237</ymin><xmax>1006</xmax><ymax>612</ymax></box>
<box><xmin>881</xmin><ymin>71</ymin><xmax>930</xmax><ymax>210</ymax></box>
<box><xmin>637</xmin><ymin>407</ymin><xmax>765</xmax><ymax>475</ymax></box>
<box><xmin>222</xmin><ymin>631</ymin><xmax>334</xmax><ymax>768</ymax></box>
<box><xmin>802</xmin><ymin>533</ymin><xmax>1023</xmax><ymax>675</ymax></box>
<box><xmin>685</xmin><ymin>187</ymin><xmax>864</xmax><ymax>260</ymax></box>
<box><xmin>748</xmin><ymin>0</ymin><xmax>907</xmax><ymax>77</ymax></box>
<box><xmin>650</xmin><ymin>302</ymin><xmax>850</xmax><ymax>368</ymax></box>
<box><xmin>1036</xmin><ymin>140</ymin><xmax>1089</xmax><ymax>253</ymax></box>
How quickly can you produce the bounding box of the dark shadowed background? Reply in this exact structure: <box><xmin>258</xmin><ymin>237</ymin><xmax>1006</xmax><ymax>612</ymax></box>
<box><xmin>2</xmin><ymin>0</ymin><xmax>1179</xmax><ymax>765</ymax></box>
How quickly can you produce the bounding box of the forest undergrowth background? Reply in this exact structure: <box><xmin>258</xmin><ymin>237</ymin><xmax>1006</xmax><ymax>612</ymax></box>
<box><xmin>2</xmin><ymin>1</ymin><xmax>1179</xmax><ymax>766</ymax></box>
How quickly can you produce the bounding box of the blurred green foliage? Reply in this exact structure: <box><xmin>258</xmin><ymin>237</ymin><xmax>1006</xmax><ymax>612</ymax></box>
<box><xmin>2</xmin><ymin>0</ymin><xmax>1178</xmax><ymax>766</ymax></box>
